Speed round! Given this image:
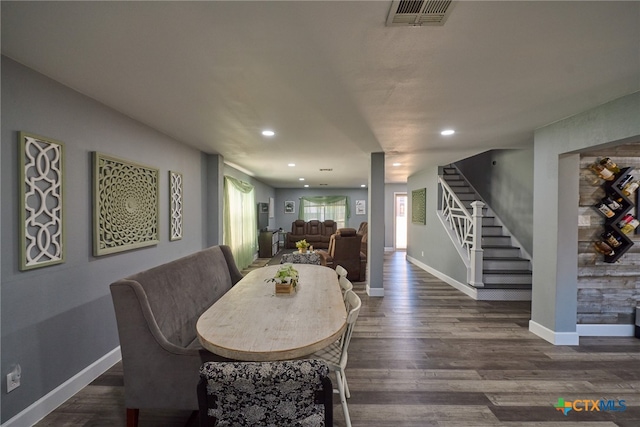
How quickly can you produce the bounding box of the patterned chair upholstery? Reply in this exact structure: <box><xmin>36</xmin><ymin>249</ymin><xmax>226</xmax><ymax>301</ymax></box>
<box><xmin>198</xmin><ymin>359</ymin><xmax>333</xmax><ymax>427</ymax></box>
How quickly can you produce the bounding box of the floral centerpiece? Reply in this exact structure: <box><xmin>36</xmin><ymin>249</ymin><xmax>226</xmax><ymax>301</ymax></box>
<box><xmin>266</xmin><ymin>264</ymin><xmax>299</xmax><ymax>294</ymax></box>
<box><xmin>295</xmin><ymin>239</ymin><xmax>310</xmax><ymax>253</ymax></box>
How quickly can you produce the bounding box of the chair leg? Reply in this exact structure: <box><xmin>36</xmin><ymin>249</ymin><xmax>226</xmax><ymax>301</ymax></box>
<box><xmin>341</xmin><ymin>367</ymin><xmax>351</xmax><ymax>399</ymax></box>
<box><xmin>126</xmin><ymin>408</ymin><xmax>139</xmax><ymax>427</ymax></box>
<box><xmin>335</xmin><ymin>370</ymin><xmax>351</xmax><ymax>427</ymax></box>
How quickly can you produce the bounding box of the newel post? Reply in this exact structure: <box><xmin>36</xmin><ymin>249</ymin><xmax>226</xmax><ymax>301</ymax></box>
<box><xmin>469</xmin><ymin>201</ymin><xmax>484</xmax><ymax>287</ymax></box>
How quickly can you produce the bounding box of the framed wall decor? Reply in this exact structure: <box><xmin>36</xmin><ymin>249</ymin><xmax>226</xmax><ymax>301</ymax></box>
<box><xmin>93</xmin><ymin>152</ymin><xmax>159</xmax><ymax>256</ymax></box>
<box><xmin>411</xmin><ymin>188</ymin><xmax>426</xmax><ymax>224</ymax></box>
<box><xmin>19</xmin><ymin>132</ymin><xmax>65</xmax><ymax>270</ymax></box>
<box><xmin>284</xmin><ymin>200</ymin><xmax>295</xmax><ymax>214</ymax></box>
<box><xmin>355</xmin><ymin>199</ymin><xmax>366</xmax><ymax>215</ymax></box>
<box><xmin>169</xmin><ymin>170</ymin><xmax>183</xmax><ymax>241</ymax></box>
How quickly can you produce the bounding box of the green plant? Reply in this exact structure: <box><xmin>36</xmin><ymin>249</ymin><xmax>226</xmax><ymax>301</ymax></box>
<box><xmin>295</xmin><ymin>239</ymin><xmax>310</xmax><ymax>249</ymax></box>
<box><xmin>266</xmin><ymin>264</ymin><xmax>299</xmax><ymax>288</ymax></box>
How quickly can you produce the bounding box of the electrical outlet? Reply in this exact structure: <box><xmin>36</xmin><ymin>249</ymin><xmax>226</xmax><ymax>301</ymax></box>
<box><xmin>7</xmin><ymin>365</ymin><xmax>21</xmax><ymax>393</ymax></box>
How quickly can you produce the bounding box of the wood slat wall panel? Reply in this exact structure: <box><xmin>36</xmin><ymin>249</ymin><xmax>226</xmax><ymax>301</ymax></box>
<box><xmin>578</xmin><ymin>144</ymin><xmax>640</xmax><ymax>324</ymax></box>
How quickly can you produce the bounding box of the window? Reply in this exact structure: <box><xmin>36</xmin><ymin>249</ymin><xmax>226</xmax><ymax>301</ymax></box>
<box><xmin>299</xmin><ymin>196</ymin><xmax>350</xmax><ymax>229</ymax></box>
<box><xmin>223</xmin><ymin>176</ymin><xmax>257</xmax><ymax>270</ymax></box>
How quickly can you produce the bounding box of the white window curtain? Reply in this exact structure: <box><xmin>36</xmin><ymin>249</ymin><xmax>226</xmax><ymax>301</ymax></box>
<box><xmin>299</xmin><ymin>196</ymin><xmax>350</xmax><ymax>229</ymax></box>
<box><xmin>223</xmin><ymin>176</ymin><xmax>257</xmax><ymax>270</ymax></box>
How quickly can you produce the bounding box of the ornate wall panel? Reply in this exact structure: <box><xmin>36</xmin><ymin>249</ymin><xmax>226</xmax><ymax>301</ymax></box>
<box><xmin>169</xmin><ymin>170</ymin><xmax>183</xmax><ymax>241</ymax></box>
<box><xmin>93</xmin><ymin>152</ymin><xmax>159</xmax><ymax>256</ymax></box>
<box><xmin>19</xmin><ymin>132</ymin><xmax>65</xmax><ymax>270</ymax></box>
<box><xmin>412</xmin><ymin>188</ymin><xmax>426</xmax><ymax>224</ymax></box>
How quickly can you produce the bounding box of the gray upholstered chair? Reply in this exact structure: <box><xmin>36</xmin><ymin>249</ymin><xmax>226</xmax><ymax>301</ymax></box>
<box><xmin>198</xmin><ymin>359</ymin><xmax>333</xmax><ymax>426</ymax></box>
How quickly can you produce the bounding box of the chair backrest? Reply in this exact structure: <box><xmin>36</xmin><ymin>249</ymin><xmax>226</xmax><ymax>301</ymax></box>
<box><xmin>291</xmin><ymin>219</ymin><xmax>307</xmax><ymax>235</ymax></box>
<box><xmin>335</xmin><ymin>265</ymin><xmax>348</xmax><ymax>279</ymax></box>
<box><xmin>338</xmin><ymin>290</ymin><xmax>361</xmax><ymax>366</ymax></box>
<box><xmin>308</xmin><ymin>220</ymin><xmax>321</xmax><ymax>235</ymax></box>
<box><xmin>198</xmin><ymin>359</ymin><xmax>333</xmax><ymax>427</ymax></box>
<box><xmin>339</xmin><ymin>276</ymin><xmax>353</xmax><ymax>301</ymax></box>
<box><xmin>327</xmin><ymin>229</ymin><xmax>363</xmax><ymax>281</ymax></box>
<box><xmin>322</xmin><ymin>220</ymin><xmax>338</xmax><ymax>236</ymax></box>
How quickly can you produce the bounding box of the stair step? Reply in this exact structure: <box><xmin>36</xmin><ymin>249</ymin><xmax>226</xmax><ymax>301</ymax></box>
<box><xmin>482</xmin><ymin>225</ymin><xmax>504</xmax><ymax>236</ymax></box>
<box><xmin>456</xmin><ymin>193</ymin><xmax>477</xmax><ymax>201</ymax></box>
<box><xmin>447</xmin><ymin>181</ymin><xmax>468</xmax><ymax>187</ymax></box>
<box><xmin>483</xmin><ymin>257</ymin><xmax>531</xmax><ymax>270</ymax></box>
<box><xmin>443</xmin><ymin>167</ymin><xmax>457</xmax><ymax>174</ymax></box>
<box><xmin>482</xmin><ymin>235</ymin><xmax>512</xmax><ymax>246</ymax></box>
<box><xmin>482</xmin><ymin>216</ymin><xmax>496</xmax><ymax>226</ymax></box>
<box><xmin>483</xmin><ymin>246</ymin><xmax>521</xmax><ymax>258</ymax></box>
<box><xmin>483</xmin><ymin>270</ymin><xmax>533</xmax><ymax>285</ymax></box>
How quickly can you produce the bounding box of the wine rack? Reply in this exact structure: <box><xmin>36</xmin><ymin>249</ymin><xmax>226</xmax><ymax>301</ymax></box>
<box><xmin>594</xmin><ymin>166</ymin><xmax>635</xmax><ymax>263</ymax></box>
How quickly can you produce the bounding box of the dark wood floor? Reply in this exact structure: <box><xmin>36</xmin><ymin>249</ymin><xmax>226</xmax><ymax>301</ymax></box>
<box><xmin>36</xmin><ymin>251</ymin><xmax>640</xmax><ymax>426</ymax></box>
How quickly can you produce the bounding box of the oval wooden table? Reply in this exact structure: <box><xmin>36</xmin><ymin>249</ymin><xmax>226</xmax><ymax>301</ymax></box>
<box><xmin>197</xmin><ymin>264</ymin><xmax>347</xmax><ymax>361</ymax></box>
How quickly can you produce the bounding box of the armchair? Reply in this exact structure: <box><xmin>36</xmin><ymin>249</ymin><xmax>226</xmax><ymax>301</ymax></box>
<box><xmin>318</xmin><ymin>228</ymin><xmax>366</xmax><ymax>282</ymax></box>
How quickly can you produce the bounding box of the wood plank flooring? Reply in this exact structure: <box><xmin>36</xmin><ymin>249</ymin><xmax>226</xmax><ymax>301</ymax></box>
<box><xmin>35</xmin><ymin>251</ymin><xmax>640</xmax><ymax>426</ymax></box>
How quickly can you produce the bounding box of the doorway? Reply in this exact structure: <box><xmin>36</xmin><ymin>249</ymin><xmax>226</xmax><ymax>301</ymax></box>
<box><xmin>394</xmin><ymin>193</ymin><xmax>407</xmax><ymax>250</ymax></box>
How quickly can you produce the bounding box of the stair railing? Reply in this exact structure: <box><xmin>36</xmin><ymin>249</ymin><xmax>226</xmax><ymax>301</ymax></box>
<box><xmin>438</xmin><ymin>176</ymin><xmax>484</xmax><ymax>287</ymax></box>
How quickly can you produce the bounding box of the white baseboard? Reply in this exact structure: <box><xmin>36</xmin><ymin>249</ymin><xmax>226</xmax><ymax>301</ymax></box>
<box><xmin>2</xmin><ymin>347</ymin><xmax>122</xmax><ymax>427</ymax></box>
<box><xmin>529</xmin><ymin>320</ymin><xmax>579</xmax><ymax>345</ymax></box>
<box><xmin>576</xmin><ymin>324</ymin><xmax>635</xmax><ymax>337</ymax></box>
<box><xmin>366</xmin><ymin>284</ymin><xmax>385</xmax><ymax>297</ymax></box>
<box><xmin>406</xmin><ymin>255</ymin><xmax>477</xmax><ymax>299</ymax></box>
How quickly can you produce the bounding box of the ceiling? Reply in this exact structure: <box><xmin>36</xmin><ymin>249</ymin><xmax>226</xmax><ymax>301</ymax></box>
<box><xmin>2</xmin><ymin>1</ymin><xmax>639</xmax><ymax>188</ymax></box>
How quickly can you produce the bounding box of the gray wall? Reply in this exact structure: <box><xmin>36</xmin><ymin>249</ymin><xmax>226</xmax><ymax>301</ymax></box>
<box><xmin>455</xmin><ymin>146</ymin><xmax>534</xmax><ymax>256</ymax></box>
<box><xmin>1</xmin><ymin>58</ymin><xmax>207</xmax><ymax>422</ymax></box>
<box><xmin>274</xmin><ymin>188</ymin><xmax>368</xmax><ymax>232</ymax></box>
<box><xmin>407</xmin><ymin>166</ymin><xmax>469</xmax><ymax>285</ymax></box>
<box><xmin>532</xmin><ymin>91</ymin><xmax>640</xmax><ymax>335</ymax></box>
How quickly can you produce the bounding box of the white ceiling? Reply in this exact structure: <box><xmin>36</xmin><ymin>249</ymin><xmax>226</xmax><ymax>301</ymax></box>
<box><xmin>2</xmin><ymin>1</ymin><xmax>639</xmax><ymax>188</ymax></box>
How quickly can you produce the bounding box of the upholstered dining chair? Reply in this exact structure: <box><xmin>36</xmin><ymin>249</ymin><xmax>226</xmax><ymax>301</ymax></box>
<box><xmin>197</xmin><ymin>359</ymin><xmax>333</xmax><ymax>427</ymax></box>
<box><xmin>311</xmin><ymin>290</ymin><xmax>361</xmax><ymax>427</ymax></box>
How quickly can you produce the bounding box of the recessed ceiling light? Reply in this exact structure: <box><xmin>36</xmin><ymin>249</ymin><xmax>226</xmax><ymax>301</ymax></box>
<box><xmin>304</xmin><ymin>184</ymin><xmax>309</xmax><ymax>188</ymax></box>
<box><xmin>299</xmin><ymin>178</ymin><xmax>305</xmax><ymax>181</ymax></box>
<box><xmin>392</xmin><ymin>162</ymin><xmax>401</xmax><ymax>167</ymax></box>
<box><xmin>441</xmin><ymin>129</ymin><xmax>455</xmax><ymax>136</ymax></box>
<box><xmin>360</xmin><ymin>184</ymin><xmax>366</xmax><ymax>188</ymax></box>
<box><xmin>288</xmin><ymin>163</ymin><xmax>295</xmax><ymax>167</ymax></box>
<box><xmin>261</xmin><ymin>130</ymin><xmax>275</xmax><ymax>137</ymax></box>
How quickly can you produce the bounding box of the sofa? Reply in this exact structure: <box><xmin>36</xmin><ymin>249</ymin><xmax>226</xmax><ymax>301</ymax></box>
<box><xmin>286</xmin><ymin>219</ymin><xmax>338</xmax><ymax>249</ymax></box>
<box><xmin>109</xmin><ymin>245</ymin><xmax>243</xmax><ymax>427</ymax></box>
<box><xmin>358</xmin><ymin>221</ymin><xmax>368</xmax><ymax>256</ymax></box>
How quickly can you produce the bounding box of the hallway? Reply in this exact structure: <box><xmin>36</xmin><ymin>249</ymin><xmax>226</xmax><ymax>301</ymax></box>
<box><xmin>37</xmin><ymin>251</ymin><xmax>640</xmax><ymax>426</ymax></box>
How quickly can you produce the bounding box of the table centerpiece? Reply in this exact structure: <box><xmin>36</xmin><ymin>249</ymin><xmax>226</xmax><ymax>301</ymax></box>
<box><xmin>266</xmin><ymin>264</ymin><xmax>299</xmax><ymax>294</ymax></box>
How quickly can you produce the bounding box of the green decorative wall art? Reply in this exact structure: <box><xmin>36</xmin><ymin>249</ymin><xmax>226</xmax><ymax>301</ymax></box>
<box><xmin>169</xmin><ymin>170</ymin><xmax>183</xmax><ymax>241</ymax></box>
<box><xmin>19</xmin><ymin>132</ymin><xmax>65</xmax><ymax>270</ymax></box>
<box><xmin>93</xmin><ymin>152</ymin><xmax>159</xmax><ymax>256</ymax></box>
<box><xmin>412</xmin><ymin>188</ymin><xmax>426</xmax><ymax>224</ymax></box>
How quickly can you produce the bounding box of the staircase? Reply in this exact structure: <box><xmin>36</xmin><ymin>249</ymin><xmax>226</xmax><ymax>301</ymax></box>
<box><xmin>441</xmin><ymin>165</ymin><xmax>532</xmax><ymax>300</ymax></box>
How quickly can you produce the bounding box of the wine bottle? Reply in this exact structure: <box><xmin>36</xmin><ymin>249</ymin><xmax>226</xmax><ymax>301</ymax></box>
<box><xmin>617</xmin><ymin>174</ymin><xmax>633</xmax><ymax>190</ymax></box>
<box><xmin>603</xmin><ymin>196</ymin><xmax>622</xmax><ymax>211</ymax></box>
<box><xmin>596</xmin><ymin>202</ymin><xmax>615</xmax><ymax>218</ymax></box>
<box><xmin>594</xmin><ymin>241</ymin><xmax>615</xmax><ymax>256</ymax></box>
<box><xmin>622</xmin><ymin>181</ymin><xmax>639</xmax><ymax>196</ymax></box>
<box><xmin>599</xmin><ymin>157</ymin><xmax>620</xmax><ymax>174</ymax></box>
<box><xmin>602</xmin><ymin>231</ymin><xmax>622</xmax><ymax>248</ymax></box>
<box><xmin>621</xmin><ymin>217</ymin><xmax>639</xmax><ymax>234</ymax></box>
<box><xmin>588</xmin><ymin>163</ymin><xmax>615</xmax><ymax>181</ymax></box>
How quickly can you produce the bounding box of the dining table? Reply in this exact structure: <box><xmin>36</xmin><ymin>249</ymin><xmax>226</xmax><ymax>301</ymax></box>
<box><xmin>196</xmin><ymin>263</ymin><xmax>347</xmax><ymax>361</ymax></box>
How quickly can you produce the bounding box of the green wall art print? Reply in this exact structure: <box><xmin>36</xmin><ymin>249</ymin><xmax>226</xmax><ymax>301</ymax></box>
<box><xmin>412</xmin><ymin>188</ymin><xmax>426</xmax><ymax>225</ymax></box>
<box><xmin>19</xmin><ymin>132</ymin><xmax>65</xmax><ymax>270</ymax></box>
<box><xmin>93</xmin><ymin>152</ymin><xmax>159</xmax><ymax>256</ymax></box>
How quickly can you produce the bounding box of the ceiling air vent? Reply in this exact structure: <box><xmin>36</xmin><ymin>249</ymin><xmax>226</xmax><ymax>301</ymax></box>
<box><xmin>319</xmin><ymin>168</ymin><xmax>333</xmax><ymax>172</ymax></box>
<box><xmin>386</xmin><ymin>0</ymin><xmax>456</xmax><ymax>27</ymax></box>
